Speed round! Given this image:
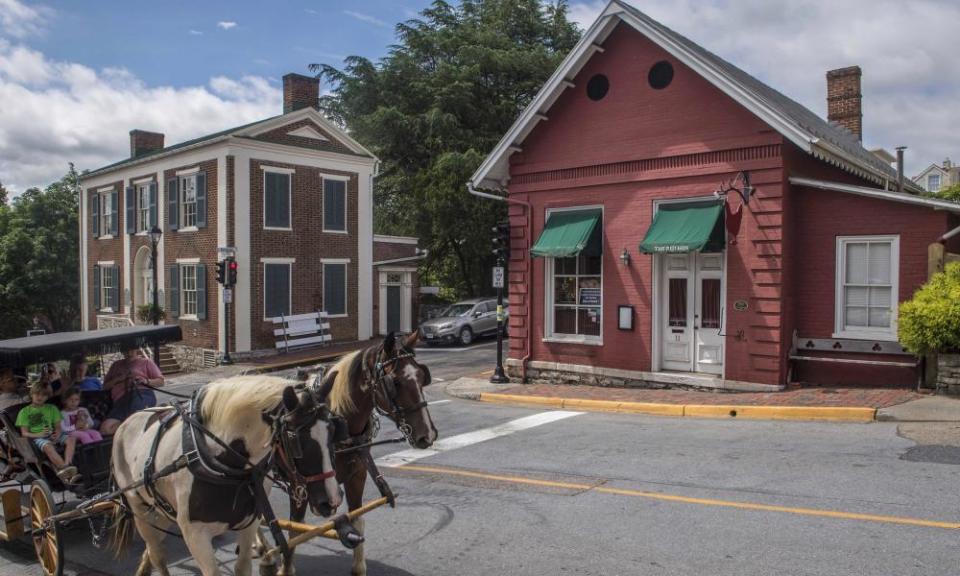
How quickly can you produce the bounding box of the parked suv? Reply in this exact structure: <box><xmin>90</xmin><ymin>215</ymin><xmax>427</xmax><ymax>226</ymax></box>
<box><xmin>419</xmin><ymin>298</ymin><xmax>508</xmax><ymax>345</ymax></box>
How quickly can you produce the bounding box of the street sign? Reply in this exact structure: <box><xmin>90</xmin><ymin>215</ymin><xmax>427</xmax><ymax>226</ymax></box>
<box><xmin>493</xmin><ymin>266</ymin><xmax>505</xmax><ymax>288</ymax></box>
<box><xmin>223</xmin><ymin>288</ymin><xmax>233</xmax><ymax>304</ymax></box>
<box><xmin>218</xmin><ymin>246</ymin><xmax>237</xmax><ymax>258</ymax></box>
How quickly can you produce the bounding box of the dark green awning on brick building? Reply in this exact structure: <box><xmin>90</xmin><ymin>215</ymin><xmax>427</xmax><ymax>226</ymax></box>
<box><xmin>639</xmin><ymin>201</ymin><xmax>725</xmax><ymax>254</ymax></box>
<box><xmin>530</xmin><ymin>209</ymin><xmax>602</xmax><ymax>258</ymax></box>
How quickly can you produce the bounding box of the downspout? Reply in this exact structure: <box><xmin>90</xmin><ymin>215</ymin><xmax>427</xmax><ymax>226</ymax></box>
<box><xmin>940</xmin><ymin>224</ymin><xmax>960</xmax><ymax>244</ymax></box>
<box><xmin>468</xmin><ymin>181</ymin><xmax>533</xmax><ymax>382</ymax></box>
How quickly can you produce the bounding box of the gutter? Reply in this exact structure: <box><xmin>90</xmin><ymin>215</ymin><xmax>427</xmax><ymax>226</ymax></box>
<box><xmin>468</xmin><ymin>181</ymin><xmax>533</xmax><ymax>382</ymax></box>
<box><xmin>373</xmin><ymin>250</ymin><xmax>428</xmax><ymax>266</ymax></box>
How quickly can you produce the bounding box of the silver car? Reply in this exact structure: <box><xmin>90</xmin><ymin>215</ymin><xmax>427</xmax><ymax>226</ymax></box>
<box><xmin>419</xmin><ymin>298</ymin><xmax>508</xmax><ymax>345</ymax></box>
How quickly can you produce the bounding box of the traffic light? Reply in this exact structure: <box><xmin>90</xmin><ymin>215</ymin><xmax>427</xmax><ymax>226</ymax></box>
<box><xmin>215</xmin><ymin>260</ymin><xmax>227</xmax><ymax>285</ymax></box>
<box><xmin>227</xmin><ymin>258</ymin><xmax>238</xmax><ymax>287</ymax></box>
<box><xmin>492</xmin><ymin>221</ymin><xmax>510</xmax><ymax>262</ymax></box>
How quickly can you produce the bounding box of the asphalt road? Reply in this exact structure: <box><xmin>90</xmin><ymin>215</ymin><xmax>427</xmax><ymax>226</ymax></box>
<box><xmin>2</xmin><ymin>339</ymin><xmax>959</xmax><ymax>575</ymax></box>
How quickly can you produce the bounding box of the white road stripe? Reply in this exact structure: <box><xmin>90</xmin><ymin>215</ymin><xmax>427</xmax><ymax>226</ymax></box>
<box><xmin>376</xmin><ymin>410</ymin><xmax>583</xmax><ymax>468</ymax></box>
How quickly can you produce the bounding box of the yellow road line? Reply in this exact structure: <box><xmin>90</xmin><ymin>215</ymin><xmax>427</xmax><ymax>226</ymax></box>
<box><xmin>397</xmin><ymin>464</ymin><xmax>960</xmax><ymax>530</ymax></box>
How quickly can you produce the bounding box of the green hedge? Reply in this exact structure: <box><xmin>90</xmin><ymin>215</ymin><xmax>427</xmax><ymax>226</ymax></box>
<box><xmin>898</xmin><ymin>262</ymin><xmax>960</xmax><ymax>354</ymax></box>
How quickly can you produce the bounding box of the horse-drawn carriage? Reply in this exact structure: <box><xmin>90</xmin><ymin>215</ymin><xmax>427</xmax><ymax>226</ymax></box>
<box><xmin>0</xmin><ymin>326</ymin><xmax>436</xmax><ymax>576</ymax></box>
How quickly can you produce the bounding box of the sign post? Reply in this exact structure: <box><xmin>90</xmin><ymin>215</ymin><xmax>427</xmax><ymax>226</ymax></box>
<box><xmin>490</xmin><ymin>221</ymin><xmax>510</xmax><ymax>384</ymax></box>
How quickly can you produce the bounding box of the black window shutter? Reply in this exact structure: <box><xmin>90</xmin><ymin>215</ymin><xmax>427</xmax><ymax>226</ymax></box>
<box><xmin>336</xmin><ymin>182</ymin><xmax>346</xmax><ymax>230</ymax></box>
<box><xmin>125</xmin><ymin>186</ymin><xmax>135</xmax><ymax>234</ymax></box>
<box><xmin>111</xmin><ymin>266</ymin><xmax>121</xmax><ymax>311</ymax></box>
<box><xmin>91</xmin><ymin>193</ymin><xmax>100</xmax><ymax>238</ymax></box>
<box><xmin>325</xmin><ymin>180</ymin><xmax>345</xmax><ymax>231</ymax></box>
<box><xmin>168</xmin><ymin>265</ymin><xmax>179</xmax><ymax>318</ymax></box>
<box><xmin>196</xmin><ymin>172</ymin><xmax>207</xmax><ymax>228</ymax></box>
<box><xmin>324</xmin><ymin>264</ymin><xmax>346</xmax><ymax>315</ymax></box>
<box><xmin>93</xmin><ymin>265</ymin><xmax>101</xmax><ymax>310</ymax></box>
<box><xmin>167</xmin><ymin>178</ymin><xmax>179</xmax><ymax>230</ymax></box>
<box><xmin>265</xmin><ymin>173</ymin><xmax>277</xmax><ymax>227</ymax></box>
<box><xmin>264</xmin><ymin>264</ymin><xmax>290</xmax><ymax>319</ymax></box>
<box><xmin>149</xmin><ymin>182</ymin><xmax>158</xmax><ymax>228</ymax></box>
<box><xmin>196</xmin><ymin>263</ymin><xmax>207</xmax><ymax>320</ymax></box>
<box><xmin>110</xmin><ymin>190</ymin><xmax>119</xmax><ymax>236</ymax></box>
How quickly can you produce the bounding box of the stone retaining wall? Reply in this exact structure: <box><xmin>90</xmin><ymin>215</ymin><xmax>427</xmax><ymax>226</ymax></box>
<box><xmin>937</xmin><ymin>353</ymin><xmax>960</xmax><ymax>396</ymax></box>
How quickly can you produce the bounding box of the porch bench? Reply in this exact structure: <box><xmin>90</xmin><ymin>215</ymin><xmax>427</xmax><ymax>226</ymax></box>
<box><xmin>273</xmin><ymin>311</ymin><xmax>332</xmax><ymax>353</ymax></box>
<box><xmin>787</xmin><ymin>330</ymin><xmax>924</xmax><ymax>388</ymax></box>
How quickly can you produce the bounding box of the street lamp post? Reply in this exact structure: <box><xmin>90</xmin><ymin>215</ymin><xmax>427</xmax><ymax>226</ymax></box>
<box><xmin>149</xmin><ymin>225</ymin><xmax>162</xmax><ymax>364</ymax></box>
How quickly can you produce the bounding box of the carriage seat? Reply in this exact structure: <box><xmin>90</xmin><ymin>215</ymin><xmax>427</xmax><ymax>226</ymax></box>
<box><xmin>0</xmin><ymin>402</ymin><xmax>40</xmax><ymax>467</ymax></box>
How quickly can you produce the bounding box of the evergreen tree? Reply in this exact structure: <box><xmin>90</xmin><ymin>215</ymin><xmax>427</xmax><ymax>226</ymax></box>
<box><xmin>313</xmin><ymin>0</ymin><xmax>580</xmax><ymax>296</ymax></box>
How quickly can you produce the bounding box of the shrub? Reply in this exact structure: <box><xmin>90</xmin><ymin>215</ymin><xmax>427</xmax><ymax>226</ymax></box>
<box><xmin>898</xmin><ymin>262</ymin><xmax>960</xmax><ymax>354</ymax></box>
<box><xmin>136</xmin><ymin>304</ymin><xmax>166</xmax><ymax>324</ymax></box>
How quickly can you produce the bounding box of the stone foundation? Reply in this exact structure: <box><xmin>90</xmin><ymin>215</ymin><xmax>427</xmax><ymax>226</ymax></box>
<box><xmin>937</xmin><ymin>353</ymin><xmax>960</xmax><ymax>396</ymax></box>
<box><xmin>167</xmin><ymin>344</ymin><xmax>220</xmax><ymax>372</ymax></box>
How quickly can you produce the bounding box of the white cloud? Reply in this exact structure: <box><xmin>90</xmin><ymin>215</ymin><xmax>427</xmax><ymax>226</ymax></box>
<box><xmin>216</xmin><ymin>21</ymin><xmax>237</xmax><ymax>30</ymax></box>
<box><xmin>0</xmin><ymin>42</ymin><xmax>280</xmax><ymax>193</ymax></box>
<box><xmin>343</xmin><ymin>10</ymin><xmax>388</xmax><ymax>28</ymax></box>
<box><xmin>188</xmin><ymin>29</ymin><xmax>203</xmax><ymax>36</ymax></box>
<box><xmin>568</xmin><ymin>0</ymin><xmax>960</xmax><ymax>175</ymax></box>
<box><xmin>0</xmin><ymin>0</ymin><xmax>50</xmax><ymax>39</ymax></box>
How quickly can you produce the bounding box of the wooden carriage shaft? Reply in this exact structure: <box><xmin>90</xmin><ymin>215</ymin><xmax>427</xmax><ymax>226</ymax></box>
<box><xmin>45</xmin><ymin>501</ymin><xmax>116</xmax><ymax>525</ymax></box>
<box><xmin>265</xmin><ymin>497</ymin><xmax>389</xmax><ymax>561</ymax></box>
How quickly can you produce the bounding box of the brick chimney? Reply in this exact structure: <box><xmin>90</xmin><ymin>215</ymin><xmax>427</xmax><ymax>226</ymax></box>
<box><xmin>129</xmin><ymin>129</ymin><xmax>164</xmax><ymax>158</ymax></box>
<box><xmin>826</xmin><ymin>66</ymin><xmax>862</xmax><ymax>141</ymax></box>
<box><xmin>283</xmin><ymin>73</ymin><xmax>320</xmax><ymax>114</ymax></box>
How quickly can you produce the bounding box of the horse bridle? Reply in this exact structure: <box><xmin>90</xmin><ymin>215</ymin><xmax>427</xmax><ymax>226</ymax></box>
<box><xmin>364</xmin><ymin>344</ymin><xmax>430</xmax><ymax>444</ymax></box>
<box><xmin>270</xmin><ymin>395</ymin><xmax>340</xmax><ymax>506</ymax></box>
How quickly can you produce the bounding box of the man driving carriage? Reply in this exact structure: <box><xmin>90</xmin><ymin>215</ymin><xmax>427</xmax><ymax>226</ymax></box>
<box><xmin>100</xmin><ymin>346</ymin><xmax>164</xmax><ymax>435</ymax></box>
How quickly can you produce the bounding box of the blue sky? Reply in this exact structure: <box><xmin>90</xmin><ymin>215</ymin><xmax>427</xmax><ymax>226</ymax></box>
<box><xmin>0</xmin><ymin>0</ymin><xmax>957</xmax><ymax>194</ymax></box>
<box><xmin>38</xmin><ymin>1</ymin><xmax>427</xmax><ymax>87</ymax></box>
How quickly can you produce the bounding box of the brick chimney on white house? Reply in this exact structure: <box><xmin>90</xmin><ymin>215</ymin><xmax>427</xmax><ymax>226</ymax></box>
<box><xmin>826</xmin><ymin>66</ymin><xmax>863</xmax><ymax>141</ymax></box>
<box><xmin>129</xmin><ymin>129</ymin><xmax>164</xmax><ymax>158</ymax></box>
<box><xmin>283</xmin><ymin>73</ymin><xmax>320</xmax><ymax>114</ymax></box>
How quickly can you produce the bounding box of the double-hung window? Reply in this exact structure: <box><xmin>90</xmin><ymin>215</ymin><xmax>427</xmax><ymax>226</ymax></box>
<box><xmin>100</xmin><ymin>191</ymin><xmax>114</xmax><ymax>236</ymax></box>
<box><xmin>180</xmin><ymin>174</ymin><xmax>198</xmax><ymax>228</ymax></box>
<box><xmin>100</xmin><ymin>266</ymin><xmax>115</xmax><ymax>311</ymax></box>
<box><xmin>180</xmin><ymin>264</ymin><xmax>198</xmax><ymax>317</ymax></box>
<box><xmin>322</xmin><ymin>262</ymin><xmax>347</xmax><ymax>316</ymax></box>
<box><xmin>928</xmin><ymin>174</ymin><xmax>941</xmax><ymax>192</ymax></box>
<box><xmin>322</xmin><ymin>177</ymin><xmax>347</xmax><ymax>233</ymax></box>
<box><xmin>137</xmin><ymin>183</ymin><xmax>151</xmax><ymax>232</ymax></box>
<box><xmin>549</xmin><ymin>254</ymin><xmax>603</xmax><ymax>338</ymax></box>
<box><xmin>835</xmin><ymin>236</ymin><xmax>899</xmax><ymax>340</ymax></box>
<box><xmin>264</xmin><ymin>262</ymin><xmax>292</xmax><ymax>319</ymax></box>
<box><xmin>264</xmin><ymin>169</ymin><xmax>292</xmax><ymax>229</ymax></box>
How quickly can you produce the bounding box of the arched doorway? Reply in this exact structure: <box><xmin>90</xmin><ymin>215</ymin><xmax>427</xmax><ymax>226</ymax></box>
<box><xmin>133</xmin><ymin>246</ymin><xmax>154</xmax><ymax>323</ymax></box>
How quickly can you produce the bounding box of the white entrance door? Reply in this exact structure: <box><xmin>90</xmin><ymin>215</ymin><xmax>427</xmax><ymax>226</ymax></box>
<box><xmin>659</xmin><ymin>252</ymin><xmax>724</xmax><ymax>374</ymax></box>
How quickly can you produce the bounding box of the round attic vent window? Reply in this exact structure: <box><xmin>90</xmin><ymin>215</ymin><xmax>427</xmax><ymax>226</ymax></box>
<box><xmin>586</xmin><ymin>74</ymin><xmax>609</xmax><ymax>101</ymax></box>
<box><xmin>648</xmin><ymin>61</ymin><xmax>674</xmax><ymax>90</ymax></box>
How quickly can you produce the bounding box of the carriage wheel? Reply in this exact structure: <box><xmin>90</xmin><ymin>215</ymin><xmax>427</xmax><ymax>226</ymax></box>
<box><xmin>30</xmin><ymin>480</ymin><xmax>63</xmax><ymax>576</ymax></box>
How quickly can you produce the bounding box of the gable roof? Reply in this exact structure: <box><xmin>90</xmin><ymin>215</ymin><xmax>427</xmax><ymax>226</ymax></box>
<box><xmin>470</xmin><ymin>0</ymin><xmax>921</xmax><ymax>194</ymax></box>
<box><xmin>913</xmin><ymin>163</ymin><xmax>948</xmax><ymax>180</ymax></box>
<box><xmin>81</xmin><ymin>107</ymin><xmax>376</xmax><ymax>180</ymax></box>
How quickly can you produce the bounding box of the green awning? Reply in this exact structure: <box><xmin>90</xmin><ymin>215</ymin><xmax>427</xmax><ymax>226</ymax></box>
<box><xmin>530</xmin><ymin>209</ymin><xmax>602</xmax><ymax>258</ymax></box>
<box><xmin>639</xmin><ymin>201</ymin><xmax>725</xmax><ymax>254</ymax></box>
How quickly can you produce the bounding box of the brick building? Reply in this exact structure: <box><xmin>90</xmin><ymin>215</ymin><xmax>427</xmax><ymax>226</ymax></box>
<box><xmin>79</xmin><ymin>73</ymin><xmax>417</xmax><ymax>367</ymax></box>
<box><xmin>470</xmin><ymin>1</ymin><xmax>960</xmax><ymax>390</ymax></box>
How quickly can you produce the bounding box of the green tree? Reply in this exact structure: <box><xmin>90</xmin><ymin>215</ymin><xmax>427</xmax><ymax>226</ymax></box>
<box><xmin>0</xmin><ymin>180</ymin><xmax>7</xmax><ymax>206</ymax></box>
<box><xmin>0</xmin><ymin>166</ymin><xmax>81</xmax><ymax>337</ymax></box>
<box><xmin>312</xmin><ymin>0</ymin><xmax>580</xmax><ymax>296</ymax></box>
<box><xmin>936</xmin><ymin>183</ymin><xmax>960</xmax><ymax>202</ymax></box>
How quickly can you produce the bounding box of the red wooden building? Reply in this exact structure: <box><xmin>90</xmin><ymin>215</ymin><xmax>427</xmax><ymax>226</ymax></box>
<box><xmin>470</xmin><ymin>0</ymin><xmax>960</xmax><ymax>391</ymax></box>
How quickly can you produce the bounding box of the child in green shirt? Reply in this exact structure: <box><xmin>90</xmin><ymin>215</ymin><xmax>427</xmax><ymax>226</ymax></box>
<box><xmin>16</xmin><ymin>381</ymin><xmax>79</xmax><ymax>483</ymax></box>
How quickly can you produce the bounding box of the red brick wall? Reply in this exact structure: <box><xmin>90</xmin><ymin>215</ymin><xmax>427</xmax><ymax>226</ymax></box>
<box><xmin>162</xmin><ymin>159</ymin><xmax>219</xmax><ymax>350</ymax></box>
<box><xmin>253</xmin><ymin>119</ymin><xmax>359</xmax><ymax>157</ymax></box>
<box><xmin>248</xmin><ymin>160</ymin><xmax>360</xmax><ymax>350</ymax></box>
<box><xmin>127</xmin><ymin>172</ymin><xmax>159</xmax><ymax>315</ymax></box>
<box><xmin>507</xmin><ymin>22</ymin><xmax>786</xmax><ymax>385</ymax></box>
<box><xmin>86</xmin><ymin>181</ymin><xmax>124</xmax><ymax>328</ymax></box>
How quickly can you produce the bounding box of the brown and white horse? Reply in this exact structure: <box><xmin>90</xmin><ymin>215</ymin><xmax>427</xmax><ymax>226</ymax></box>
<box><xmin>111</xmin><ymin>375</ymin><xmax>343</xmax><ymax>576</ymax></box>
<box><xmin>313</xmin><ymin>331</ymin><xmax>438</xmax><ymax>575</ymax></box>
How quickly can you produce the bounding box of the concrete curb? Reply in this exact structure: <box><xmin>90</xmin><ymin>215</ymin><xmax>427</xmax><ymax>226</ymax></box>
<box><xmin>478</xmin><ymin>392</ymin><xmax>878</xmax><ymax>422</ymax></box>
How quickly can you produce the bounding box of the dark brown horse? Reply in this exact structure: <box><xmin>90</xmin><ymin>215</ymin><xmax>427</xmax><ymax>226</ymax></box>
<box><xmin>304</xmin><ymin>331</ymin><xmax>437</xmax><ymax>575</ymax></box>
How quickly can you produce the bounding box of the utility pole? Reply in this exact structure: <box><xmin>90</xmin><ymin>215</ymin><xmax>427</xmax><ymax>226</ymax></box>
<box><xmin>490</xmin><ymin>221</ymin><xmax>510</xmax><ymax>384</ymax></box>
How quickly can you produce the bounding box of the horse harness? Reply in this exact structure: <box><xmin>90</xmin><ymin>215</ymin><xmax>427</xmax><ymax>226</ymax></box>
<box><xmin>360</xmin><ymin>343</ymin><xmax>430</xmax><ymax>444</ymax></box>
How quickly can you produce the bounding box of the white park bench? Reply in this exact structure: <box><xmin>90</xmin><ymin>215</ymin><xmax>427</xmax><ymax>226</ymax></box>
<box><xmin>273</xmin><ymin>311</ymin><xmax>332</xmax><ymax>353</ymax></box>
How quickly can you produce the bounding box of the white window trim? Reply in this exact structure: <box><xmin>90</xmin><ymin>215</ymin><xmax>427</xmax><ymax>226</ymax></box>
<box><xmin>98</xmin><ymin>263</ymin><xmax>116</xmax><ymax>313</ymax></box>
<box><xmin>322</xmin><ymin>261</ymin><xmax>349</xmax><ymax>318</ymax></box>
<box><xmin>132</xmin><ymin>176</ymin><xmax>154</xmax><ymax>185</ymax></box>
<box><xmin>834</xmin><ymin>235</ymin><xmax>900</xmax><ymax>341</ymax></box>
<box><xmin>135</xmin><ymin>181</ymin><xmax>152</xmax><ymax>233</ymax></box>
<box><xmin>321</xmin><ymin>176</ymin><xmax>349</xmax><ymax>234</ymax></box>
<box><xmin>97</xmin><ymin>189</ymin><xmax>115</xmax><ymax>239</ymax></box>
<box><xmin>177</xmin><ymin>226</ymin><xmax>199</xmax><ymax>233</ymax></box>
<box><xmin>263</xmin><ymin>169</ymin><xmax>293</xmax><ymax>231</ymax></box>
<box><xmin>263</xmin><ymin>261</ymin><xmax>293</xmax><ymax>321</ymax></box>
<box><xmin>176</xmin><ymin>166</ymin><xmax>200</xmax><ymax>176</ymax></box>
<box><xmin>543</xmin><ymin>205</ymin><xmax>604</xmax><ymax>345</ymax></box>
<box><xmin>179</xmin><ymin>263</ymin><xmax>199</xmax><ymax>319</ymax></box>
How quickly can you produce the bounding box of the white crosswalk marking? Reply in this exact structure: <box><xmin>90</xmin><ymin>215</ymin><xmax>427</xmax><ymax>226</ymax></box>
<box><xmin>376</xmin><ymin>410</ymin><xmax>583</xmax><ymax>468</ymax></box>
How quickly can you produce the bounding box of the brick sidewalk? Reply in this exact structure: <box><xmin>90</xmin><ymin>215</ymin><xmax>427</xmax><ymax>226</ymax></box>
<box><xmin>498</xmin><ymin>383</ymin><xmax>920</xmax><ymax>409</ymax></box>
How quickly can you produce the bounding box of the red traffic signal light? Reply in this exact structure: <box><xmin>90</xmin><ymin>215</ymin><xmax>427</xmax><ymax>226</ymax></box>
<box><xmin>227</xmin><ymin>259</ymin><xmax>238</xmax><ymax>286</ymax></box>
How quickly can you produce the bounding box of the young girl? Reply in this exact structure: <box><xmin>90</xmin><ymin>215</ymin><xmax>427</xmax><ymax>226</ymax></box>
<box><xmin>15</xmin><ymin>381</ymin><xmax>79</xmax><ymax>483</ymax></box>
<box><xmin>59</xmin><ymin>388</ymin><xmax>102</xmax><ymax>445</ymax></box>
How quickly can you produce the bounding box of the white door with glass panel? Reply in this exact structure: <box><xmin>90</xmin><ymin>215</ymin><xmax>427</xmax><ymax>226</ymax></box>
<box><xmin>660</xmin><ymin>252</ymin><xmax>724</xmax><ymax>374</ymax></box>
